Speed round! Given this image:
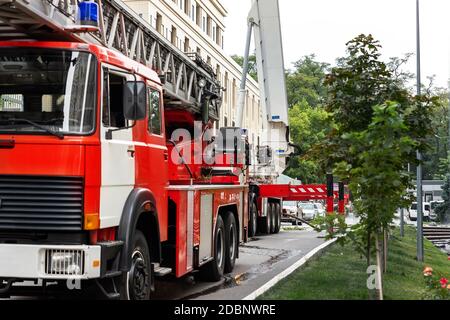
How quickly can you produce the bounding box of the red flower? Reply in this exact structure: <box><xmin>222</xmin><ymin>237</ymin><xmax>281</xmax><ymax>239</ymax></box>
<box><xmin>440</xmin><ymin>278</ymin><xmax>448</xmax><ymax>288</ymax></box>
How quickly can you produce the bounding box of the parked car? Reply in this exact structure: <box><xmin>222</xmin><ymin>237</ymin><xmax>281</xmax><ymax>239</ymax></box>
<box><xmin>298</xmin><ymin>202</ymin><xmax>321</xmax><ymax>221</ymax></box>
<box><xmin>408</xmin><ymin>202</ymin><xmax>431</xmax><ymax>222</ymax></box>
<box><xmin>282</xmin><ymin>201</ymin><xmax>303</xmax><ymax>225</ymax></box>
<box><xmin>313</xmin><ymin>202</ymin><xmax>326</xmax><ymax>216</ymax></box>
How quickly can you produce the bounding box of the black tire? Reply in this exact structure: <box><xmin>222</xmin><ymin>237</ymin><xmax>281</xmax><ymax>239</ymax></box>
<box><xmin>274</xmin><ymin>203</ymin><xmax>281</xmax><ymax>234</ymax></box>
<box><xmin>118</xmin><ymin>230</ymin><xmax>152</xmax><ymax>300</ymax></box>
<box><xmin>224</xmin><ymin>213</ymin><xmax>238</xmax><ymax>274</ymax></box>
<box><xmin>259</xmin><ymin>205</ymin><xmax>271</xmax><ymax>235</ymax></box>
<box><xmin>201</xmin><ymin>215</ymin><xmax>226</xmax><ymax>282</ymax></box>
<box><xmin>248</xmin><ymin>200</ymin><xmax>258</xmax><ymax>238</ymax></box>
<box><xmin>269</xmin><ymin>203</ymin><xmax>276</xmax><ymax>234</ymax></box>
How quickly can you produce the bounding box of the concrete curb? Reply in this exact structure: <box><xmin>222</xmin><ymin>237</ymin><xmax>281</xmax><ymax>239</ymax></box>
<box><xmin>242</xmin><ymin>238</ymin><xmax>338</xmax><ymax>300</ymax></box>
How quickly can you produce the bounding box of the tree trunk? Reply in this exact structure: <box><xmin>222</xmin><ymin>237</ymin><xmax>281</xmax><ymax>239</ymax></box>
<box><xmin>375</xmin><ymin>233</ymin><xmax>384</xmax><ymax>300</ymax></box>
<box><xmin>383</xmin><ymin>228</ymin><xmax>388</xmax><ymax>273</ymax></box>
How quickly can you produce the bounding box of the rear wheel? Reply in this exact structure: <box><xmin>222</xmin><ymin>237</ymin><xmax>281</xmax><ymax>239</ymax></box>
<box><xmin>200</xmin><ymin>215</ymin><xmax>226</xmax><ymax>282</ymax></box>
<box><xmin>248</xmin><ymin>201</ymin><xmax>258</xmax><ymax>238</ymax></box>
<box><xmin>274</xmin><ymin>203</ymin><xmax>281</xmax><ymax>234</ymax></box>
<box><xmin>118</xmin><ymin>230</ymin><xmax>152</xmax><ymax>300</ymax></box>
<box><xmin>269</xmin><ymin>203</ymin><xmax>276</xmax><ymax>234</ymax></box>
<box><xmin>224</xmin><ymin>213</ymin><xmax>238</xmax><ymax>273</ymax></box>
<box><xmin>259</xmin><ymin>204</ymin><xmax>271</xmax><ymax>235</ymax></box>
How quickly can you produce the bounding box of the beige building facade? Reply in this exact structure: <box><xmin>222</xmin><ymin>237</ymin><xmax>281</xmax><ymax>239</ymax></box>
<box><xmin>123</xmin><ymin>0</ymin><xmax>265</xmax><ymax>153</ymax></box>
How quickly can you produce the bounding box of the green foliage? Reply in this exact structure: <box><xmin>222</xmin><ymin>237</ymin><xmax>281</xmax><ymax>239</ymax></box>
<box><xmin>286</xmin><ymin>55</ymin><xmax>329</xmax><ymax>108</ymax></box>
<box><xmin>284</xmin><ymin>101</ymin><xmax>331</xmax><ymax>183</ymax></box>
<box><xmin>335</xmin><ymin>103</ymin><xmax>417</xmax><ymax>234</ymax></box>
<box><xmin>231</xmin><ymin>54</ymin><xmax>258</xmax><ymax>81</ymax></box>
<box><xmin>424</xmin><ymin>89</ymin><xmax>450</xmax><ymax>180</ymax></box>
<box><xmin>435</xmin><ymin>175</ymin><xmax>450</xmax><ymax>223</ymax></box>
<box><xmin>312</xmin><ymin>35</ymin><xmax>439</xmax><ymax>283</ymax></box>
<box><xmin>423</xmin><ymin>267</ymin><xmax>450</xmax><ymax>300</ymax></box>
<box><xmin>260</xmin><ymin>227</ymin><xmax>449</xmax><ymax>300</ymax></box>
<box><xmin>324</xmin><ymin>34</ymin><xmax>407</xmax><ymax>133</ymax></box>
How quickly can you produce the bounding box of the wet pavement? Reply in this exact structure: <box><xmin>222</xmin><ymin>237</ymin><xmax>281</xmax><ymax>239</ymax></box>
<box><xmin>152</xmin><ymin>225</ymin><xmax>327</xmax><ymax>300</ymax></box>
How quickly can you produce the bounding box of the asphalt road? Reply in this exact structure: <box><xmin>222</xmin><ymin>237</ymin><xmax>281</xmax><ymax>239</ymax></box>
<box><xmin>152</xmin><ymin>225</ymin><xmax>327</xmax><ymax>300</ymax></box>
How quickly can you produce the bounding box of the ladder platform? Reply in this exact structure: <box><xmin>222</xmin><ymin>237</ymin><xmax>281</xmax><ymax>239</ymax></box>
<box><xmin>0</xmin><ymin>0</ymin><xmax>221</xmax><ymax>121</ymax></box>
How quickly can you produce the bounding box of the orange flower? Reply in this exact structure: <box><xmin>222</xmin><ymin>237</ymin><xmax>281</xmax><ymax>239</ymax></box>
<box><xmin>447</xmin><ymin>284</ymin><xmax>450</xmax><ymax>290</ymax></box>
<box><xmin>423</xmin><ymin>267</ymin><xmax>433</xmax><ymax>274</ymax></box>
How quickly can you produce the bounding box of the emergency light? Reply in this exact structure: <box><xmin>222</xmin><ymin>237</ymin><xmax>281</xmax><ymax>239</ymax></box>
<box><xmin>78</xmin><ymin>0</ymin><xmax>99</xmax><ymax>27</ymax></box>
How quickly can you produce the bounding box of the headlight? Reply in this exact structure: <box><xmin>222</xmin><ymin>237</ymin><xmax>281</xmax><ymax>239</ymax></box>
<box><xmin>46</xmin><ymin>250</ymin><xmax>85</xmax><ymax>276</ymax></box>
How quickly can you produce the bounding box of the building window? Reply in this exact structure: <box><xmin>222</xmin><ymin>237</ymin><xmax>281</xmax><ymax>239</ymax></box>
<box><xmin>202</xmin><ymin>15</ymin><xmax>207</xmax><ymax>32</ymax></box>
<box><xmin>196</xmin><ymin>5</ymin><xmax>201</xmax><ymax>26</ymax></box>
<box><xmin>171</xmin><ymin>26</ymin><xmax>177</xmax><ymax>46</ymax></box>
<box><xmin>156</xmin><ymin>13</ymin><xmax>162</xmax><ymax>34</ymax></box>
<box><xmin>184</xmin><ymin>37</ymin><xmax>190</xmax><ymax>52</ymax></box>
<box><xmin>190</xmin><ymin>1</ymin><xmax>196</xmax><ymax>22</ymax></box>
<box><xmin>212</xmin><ymin>23</ymin><xmax>216</xmax><ymax>42</ymax></box>
<box><xmin>224</xmin><ymin>72</ymin><xmax>228</xmax><ymax>104</ymax></box>
<box><xmin>207</xmin><ymin>15</ymin><xmax>212</xmax><ymax>36</ymax></box>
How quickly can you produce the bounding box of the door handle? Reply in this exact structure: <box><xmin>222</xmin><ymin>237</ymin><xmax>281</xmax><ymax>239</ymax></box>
<box><xmin>127</xmin><ymin>145</ymin><xmax>135</xmax><ymax>158</ymax></box>
<box><xmin>163</xmin><ymin>151</ymin><xmax>169</xmax><ymax>161</ymax></box>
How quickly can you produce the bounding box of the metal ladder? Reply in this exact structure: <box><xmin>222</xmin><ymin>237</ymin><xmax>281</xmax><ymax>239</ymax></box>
<box><xmin>0</xmin><ymin>0</ymin><xmax>222</xmax><ymax>120</ymax></box>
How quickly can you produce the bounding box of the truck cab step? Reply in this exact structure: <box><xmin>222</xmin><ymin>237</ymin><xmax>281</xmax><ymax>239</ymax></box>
<box><xmin>153</xmin><ymin>265</ymin><xmax>172</xmax><ymax>277</ymax></box>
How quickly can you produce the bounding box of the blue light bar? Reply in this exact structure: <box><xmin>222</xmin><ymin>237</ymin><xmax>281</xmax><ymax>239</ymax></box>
<box><xmin>78</xmin><ymin>0</ymin><xmax>99</xmax><ymax>27</ymax></box>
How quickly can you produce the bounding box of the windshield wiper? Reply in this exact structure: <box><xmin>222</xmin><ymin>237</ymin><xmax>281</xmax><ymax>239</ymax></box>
<box><xmin>1</xmin><ymin>118</ymin><xmax>64</xmax><ymax>139</ymax></box>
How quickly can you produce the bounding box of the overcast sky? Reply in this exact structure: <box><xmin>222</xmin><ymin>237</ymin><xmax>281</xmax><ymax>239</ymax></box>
<box><xmin>223</xmin><ymin>0</ymin><xmax>450</xmax><ymax>88</ymax></box>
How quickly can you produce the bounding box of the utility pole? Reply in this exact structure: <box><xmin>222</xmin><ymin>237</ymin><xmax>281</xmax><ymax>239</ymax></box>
<box><xmin>400</xmin><ymin>208</ymin><xmax>405</xmax><ymax>237</ymax></box>
<box><xmin>416</xmin><ymin>0</ymin><xmax>424</xmax><ymax>262</ymax></box>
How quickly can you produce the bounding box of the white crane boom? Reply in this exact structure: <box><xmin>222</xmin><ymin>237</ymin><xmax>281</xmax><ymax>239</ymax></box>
<box><xmin>237</xmin><ymin>0</ymin><xmax>291</xmax><ymax>180</ymax></box>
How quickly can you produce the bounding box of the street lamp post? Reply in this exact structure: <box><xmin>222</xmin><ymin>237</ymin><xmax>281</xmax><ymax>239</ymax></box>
<box><xmin>416</xmin><ymin>0</ymin><xmax>424</xmax><ymax>262</ymax></box>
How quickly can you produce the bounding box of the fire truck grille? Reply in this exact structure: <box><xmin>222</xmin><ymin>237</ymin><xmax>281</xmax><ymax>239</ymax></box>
<box><xmin>0</xmin><ymin>176</ymin><xmax>84</xmax><ymax>231</ymax></box>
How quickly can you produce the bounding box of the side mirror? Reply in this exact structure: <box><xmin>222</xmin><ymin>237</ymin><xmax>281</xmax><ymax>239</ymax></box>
<box><xmin>123</xmin><ymin>81</ymin><xmax>146</xmax><ymax>121</ymax></box>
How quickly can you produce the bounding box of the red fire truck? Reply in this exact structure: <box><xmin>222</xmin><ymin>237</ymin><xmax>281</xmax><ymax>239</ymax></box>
<box><xmin>0</xmin><ymin>0</ymin><xmax>257</xmax><ymax>299</ymax></box>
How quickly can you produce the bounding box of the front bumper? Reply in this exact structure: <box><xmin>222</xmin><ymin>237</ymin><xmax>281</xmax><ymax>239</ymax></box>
<box><xmin>0</xmin><ymin>244</ymin><xmax>101</xmax><ymax>280</ymax></box>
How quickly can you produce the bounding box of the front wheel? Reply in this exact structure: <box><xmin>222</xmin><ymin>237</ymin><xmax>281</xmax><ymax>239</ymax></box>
<box><xmin>117</xmin><ymin>230</ymin><xmax>152</xmax><ymax>300</ymax></box>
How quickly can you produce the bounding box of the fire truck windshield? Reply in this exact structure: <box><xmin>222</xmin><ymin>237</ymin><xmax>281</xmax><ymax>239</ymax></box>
<box><xmin>0</xmin><ymin>48</ymin><xmax>97</xmax><ymax>136</ymax></box>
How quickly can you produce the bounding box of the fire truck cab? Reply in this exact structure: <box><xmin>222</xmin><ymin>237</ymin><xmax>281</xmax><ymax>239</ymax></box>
<box><xmin>0</xmin><ymin>41</ymin><xmax>247</xmax><ymax>299</ymax></box>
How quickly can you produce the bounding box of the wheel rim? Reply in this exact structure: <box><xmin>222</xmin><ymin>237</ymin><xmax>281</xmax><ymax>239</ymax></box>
<box><xmin>216</xmin><ymin>228</ymin><xmax>224</xmax><ymax>268</ymax></box>
<box><xmin>229</xmin><ymin>223</ymin><xmax>236</xmax><ymax>260</ymax></box>
<box><xmin>127</xmin><ymin>250</ymin><xmax>149</xmax><ymax>300</ymax></box>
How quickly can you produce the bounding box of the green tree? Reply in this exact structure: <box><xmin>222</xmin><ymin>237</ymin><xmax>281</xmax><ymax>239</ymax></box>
<box><xmin>435</xmin><ymin>176</ymin><xmax>450</xmax><ymax>223</ymax></box>
<box><xmin>286</xmin><ymin>55</ymin><xmax>329</xmax><ymax>108</ymax></box>
<box><xmin>312</xmin><ymin>34</ymin><xmax>439</xmax><ymax>300</ymax></box>
<box><xmin>423</xmin><ymin>88</ymin><xmax>449</xmax><ymax>180</ymax></box>
<box><xmin>231</xmin><ymin>54</ymin><xmax>258</xmax><ymax>81</ymax></box>
<box><xmin>284</xmin><ymin>101</ymin><xmax>330</xmax><ymax>183</ymax></box>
